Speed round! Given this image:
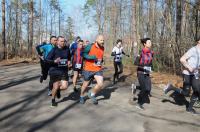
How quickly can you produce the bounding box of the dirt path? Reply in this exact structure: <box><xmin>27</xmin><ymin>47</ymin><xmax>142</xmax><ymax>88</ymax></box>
<box><xmin>0</xmin><ymin>63</ymin><xmax>199</xmax><ymax>132</ymax></box>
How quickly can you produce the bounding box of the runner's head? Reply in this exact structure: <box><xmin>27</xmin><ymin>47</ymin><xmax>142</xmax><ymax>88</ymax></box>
<box><xmin>75</xmin><ymin>36</ymin><xmax>81</xmax><ymax>43</ymax></box>
<box><xmin>78</xmin><ymin>39</ymin><xmax>84</xmax><ymax>48</ymax></box>
<box><xmin>57</xmin><ymin>36</ymin><xmax>65</xmax><ymax>48</ymax></box>
<box><xmin>50</xmin><ymin>36</ymin><xmax>57</xmax><ymax>45</ymax></box>
<box><xmin>141</xmin><ymin>38</ymin><xmax>151</xmax><ymax>48</ymax></box>
<box><xmin>96</xmin><ymin>35</ymin><xmax>104</xmax><ymax>47</ymax></box>
<box><xmin>116</xmin><ymin>39</ymin><xmax>122</xmax><ymax>47</ymax></box>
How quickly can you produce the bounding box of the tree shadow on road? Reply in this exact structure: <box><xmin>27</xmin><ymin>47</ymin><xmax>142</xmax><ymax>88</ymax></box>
<box><xmin>0</xmin><ymin>75</ymin><xmax>41</xmax><ymax>90</ymax></box>
<box><xmin>97</xmin><ymin>83</ymin><xmax>118</xmax><ymax>101</ymax></box>
<box><xmin>57</xmin><ymin>91</ymin><xmax>80</xmax><ymax>103</ymax></box>
<box><xmin>27</xmin><ymin>101</ymin><xmax>79</xmax><ymax>132</ymax></box>
<box><xmin>1</xmin><ymin>86</ymin><xmax>80</xmax><ymax>132</ymax></box>
<box><xmin>118</xmin><ymin>73</ymin><xmax>133</xmax><ymax>82</ymax></box>
<box><xmin>162</xmin><ymin>92</ymin><xmax>189</xmax><ymax>108</ymax></box>
<box><xmin>0</xmin><ymin>88</ymin><xmax>47</xmax><ymax>122</ymax></box>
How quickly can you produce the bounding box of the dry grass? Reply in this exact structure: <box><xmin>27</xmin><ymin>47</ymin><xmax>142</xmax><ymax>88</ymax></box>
<box><xmin>1</xmin><ymin>56</ymin><xmax>183</xmax><ymax>88</ymax></box>
<box><xmin>0</xmin><ymin>57</ymin><xmax>39</xmax><ymax>66</ymax></box>
<box><xmin>104</xmin><ymin>62</ymin><xmax>183</xmax><ymax>89</ymax></box>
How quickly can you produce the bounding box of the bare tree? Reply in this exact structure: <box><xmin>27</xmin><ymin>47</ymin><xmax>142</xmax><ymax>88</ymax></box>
<box><xmin>132</xmin><ymin>0</ymin><xmax>137</xmax><ymax>59</ymax></box>
<box><xmin>28</xmin><ymin>0</ymin><xmax>34</xmax><ymax>57</ymax></box>
<box><xmin>14</xmin><ymin>0</ymin><xmax>19</xmax><ymax>56</ymax></box>
<box><xmin>2</xmin><ymin>0</ymin><xmax>6</xmax><ymax>59</ymax></box>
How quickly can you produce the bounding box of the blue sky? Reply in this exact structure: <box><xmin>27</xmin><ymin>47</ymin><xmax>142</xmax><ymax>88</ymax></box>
<box><xmin>0</xmin><ymin>0</ymin><xmax>97</xmax><ymax>41</ymax></box>
<box><xmin>58</xmin><ymin>0</ymin><xmax>98</xmax><ymax>41</ymax></box>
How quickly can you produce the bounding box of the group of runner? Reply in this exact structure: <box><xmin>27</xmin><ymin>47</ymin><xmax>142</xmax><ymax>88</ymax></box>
<box><xmin>36</xmin><ymin>35</ymin><xmax>200</xmax><ymax>114</ymax></box>
<box><xmin>132</xmin><ymin>37</ymin><xmax>200</xmax><ymax>114</ymax></box>
<box><xmin>111</xmin><ymin>37</ymin><xmax>200</xmax><ymax>114</ymax></box>
<box><xmin>36</xmin><ymin>35</ymin><xmax>105</xmax><ymax>106</ymax></box>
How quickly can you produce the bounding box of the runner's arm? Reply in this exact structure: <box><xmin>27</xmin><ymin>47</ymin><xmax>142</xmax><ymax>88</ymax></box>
<box><xmin>111</xmin><ymin>47</ymin><xmax>117</xmax><ymax>56</ymax></box>
<box><xmin>122</xmin><ymin>50</ymin><xmax>129</xmax><ymax>57</ymax></box>
<box><xmin>180</xmin><ymin>53</ymin><xmax>194</xmax><ymax>72</ymax></box>
<box><xmin>83</xmin><ymin>45</ymin><xmax>96</xmax><ymax>60</ymax></box>
<box><xmin>68</xmin><ymin>49</ymin><xmax>72</xmax><ymax>67</ymax></box>
<box><xmin>111</xmin><ymin>52</ymin><xmax>116</xmax><ymax>56</ymax></box>
<box><xmin>35</xmin><ymin>44</ymin><xmax>43</xmax><ymax>56</ymax></box>
<box><xmin>45</xmin><ymin>48</ymin><xmax>55</xmax><ymax>64</ymax></box>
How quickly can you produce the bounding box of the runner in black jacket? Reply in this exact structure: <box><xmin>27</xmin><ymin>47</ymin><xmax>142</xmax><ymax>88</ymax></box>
<box><xmin>46</xmin><ymin>36</ymin><xmax>71</xmax><ymax>107</ymax></box>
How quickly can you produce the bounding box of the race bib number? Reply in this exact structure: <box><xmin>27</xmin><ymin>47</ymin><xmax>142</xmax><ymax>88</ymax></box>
<box><xmin>75</xmin><ymin>64</ymin><xmax>82</xmax><ymax>69</ymax></box>
<box><xmin>94</xmin><ymin>59</ymin><xmax>102</xmax><ymax>66</ymax></box>
<box><xmin>58</xmin><ymin>59</ymin><xmax>68</xmax><ymax>67</ymax></box>
<box><xmin>115</xmin><ymin>57</ymin><xmax>122</xmax><ymax>62</ymax></box>
<box><xmin>144</xmin><ymin>66</ymin><xmax>152</xmax><ymax>73</ymax></box>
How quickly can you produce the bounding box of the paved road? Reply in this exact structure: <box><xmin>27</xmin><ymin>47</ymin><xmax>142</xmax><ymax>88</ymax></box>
<box><xmin>0</xmin><ymin>63</ymin><xmax>200</xmax><ymax>132</ymax></box>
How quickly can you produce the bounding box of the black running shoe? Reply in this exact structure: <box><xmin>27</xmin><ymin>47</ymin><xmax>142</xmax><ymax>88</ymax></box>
<box><xmin>51</xmin><ymin>99</ymin><xmax>57</xmax><ymax>107</ymax></box>
<box><xmin>186</xmin><ymin>108</ymin><xmax>197</xmax><ymax>114</ymax></box>
<box><xmin>40</xmin><ymin>75</ymin><xmax>44</xmax><ymax>83</ymax></box>
<box><xmin>57</xmin><ymin>89</ymin><xmax>61</xmax><ymax>99</ymax></box>
<box><xmin>73</xmin><ymin>86</ymin><xmax>78</xmax><ymax>93</ymax></box>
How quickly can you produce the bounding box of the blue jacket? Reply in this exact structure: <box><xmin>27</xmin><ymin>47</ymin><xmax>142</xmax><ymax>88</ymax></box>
<box><xmin>70</xmin><ymin>42</ymin><xmax>78</xmax><ymax>56</ymax></box>
<box><xmin>39</xmin><ymin>43</ymin><xmax>55</xmax><ymax>59</ymax></box>
<box><xmin>35</xmin><ymin>43</ymin><xmax>46</xmax><ymax>56</ymax></box>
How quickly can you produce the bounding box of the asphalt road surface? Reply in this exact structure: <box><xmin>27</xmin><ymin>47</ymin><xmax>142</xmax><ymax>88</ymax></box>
<box><xmin>0</xmin><ymin>63</ymin><xmax>200</xmax><ymax>132</ymax></box>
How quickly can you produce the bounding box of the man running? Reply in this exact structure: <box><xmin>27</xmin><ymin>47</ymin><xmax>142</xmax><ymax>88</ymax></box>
<box><xmin>36</xmin><ymin>41</ymin><xmax>47</xmax><ymax>82</ymax></box>
<box><xmin>111</xmin><ymin>39</ymin><xmax>129</xmax><ymax>84</ymax></box>
<box><xmin>46</xmin><ymin>36</ymin><xmax>71</xmax><ymax>107</ymax></box>
<box><xmin>164</xmin><ymin>37</ymin><xmax>200</xmax><ymax>114</ymax></box>
<box><xmin>36</xmin><ymin>36</ymin><xmax>57</xmax><ymax>83</ymax></box>
<box><xmin>72</xmin><ymin>39</ymin><xmax>84</xmax><ymax>92</ymax></box>
<box><xmin>69</xmin><ymin>36</ymin><xmax>81</xmax><ymax>78</ymax></box>
<box><xmin>70</xmin><ymin>36</ymin><xmax>81</xmax><ymax>60</ymax></box>
<box><xmin>79</xmin><ymin>35</ymin><xmax>104</xmax><ymax>105</ymax></box>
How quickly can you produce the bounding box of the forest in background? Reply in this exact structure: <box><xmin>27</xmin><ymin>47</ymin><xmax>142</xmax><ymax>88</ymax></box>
<box><xmin>0</xmin><ymin>0</ymin><xmax>200</xmax><ymax>74</ymax></box>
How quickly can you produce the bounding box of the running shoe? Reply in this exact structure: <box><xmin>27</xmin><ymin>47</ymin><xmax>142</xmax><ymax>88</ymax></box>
<box><xmin>79</xmin><ymin>96</ymin><xmax>85</xmax><ymax>104</ymax></box>
<box><xmin>136</xmin><ymin>104</ymin><xmax>145</xmax><ymax>110</ymax></box>
<box><xmin>88</xmin><ymin>92</ymin><xmax>98</xmax><ymax>105</ymax></box>
<box><xmin>194</xmin><ymin>99</ymin><xmax>200</xmax><ymax>108</ymax></box>
<box><xmin>163</xmin><ymin>83</ymin><xmax>173</xmax><ymax>94</ymax></box>
<box><xmin>73</xmin><ymin>86</ymin><xmax>79</xmax><ymax>93</ymax></box>
<box><xmin>51</xmin><ymin>99</ymin><xmax>57</xmax><ymax>107</ymax></box>
<box><xmin>48</xmin><ymin>89</ymin><xmax>52</xmax><ymax>96</ymax></box>
<box><xmin>186</xmin><ymin>108</ymin><xmax>197</xmax><ymax>115</ymax></box>
<box><xmin>40</xmin><ymin>75</ymin><xmax>44</xmax><ymax>83</ymax></box>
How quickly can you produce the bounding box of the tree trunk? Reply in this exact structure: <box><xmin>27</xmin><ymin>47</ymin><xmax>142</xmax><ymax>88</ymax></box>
<box><xmin>2</xmin><ymin>0</ymin><xmax>6</xmax><ymax>60</ymax></box>
<box><xmin>195</xmin><ymin>0</ymin><xmax>199</xmax><ymax>40</ymax></box>
<box><xmin>175</xmin><ymin>0</ymin><xmax>182</xmax><ymax>74</ymax></box>
<box><xmin>132</xmin><ymin>0</ymin><xmax>137</xmax><ymax>60</ymax></box>
<box><xmin>19</xmin><ymin>0</ymin><xmax>23</xmax><ymax>57</ymax></box>
<box><xmin>59</xmin><ymin>9</ymin><xmax>61</xmax><ymax>36</ymax></box>
<box><xmin>28</xmin><ymin>0</ymin><xmax>33</xmax><ymax>57</ymax></box>
<box><xmin>96</xmin><ymin>0</ymin><xmax>102</xmax><ymax>33</ymax></box>
<box><xmin>39</xmin><ymin>0</ymin><xmax>42</xmax><ymax>43</ymax></box>
<box><xmin>14</xmin><ymin>0</ymin><xmax>19</xmax><ymax>56</ymax></box>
